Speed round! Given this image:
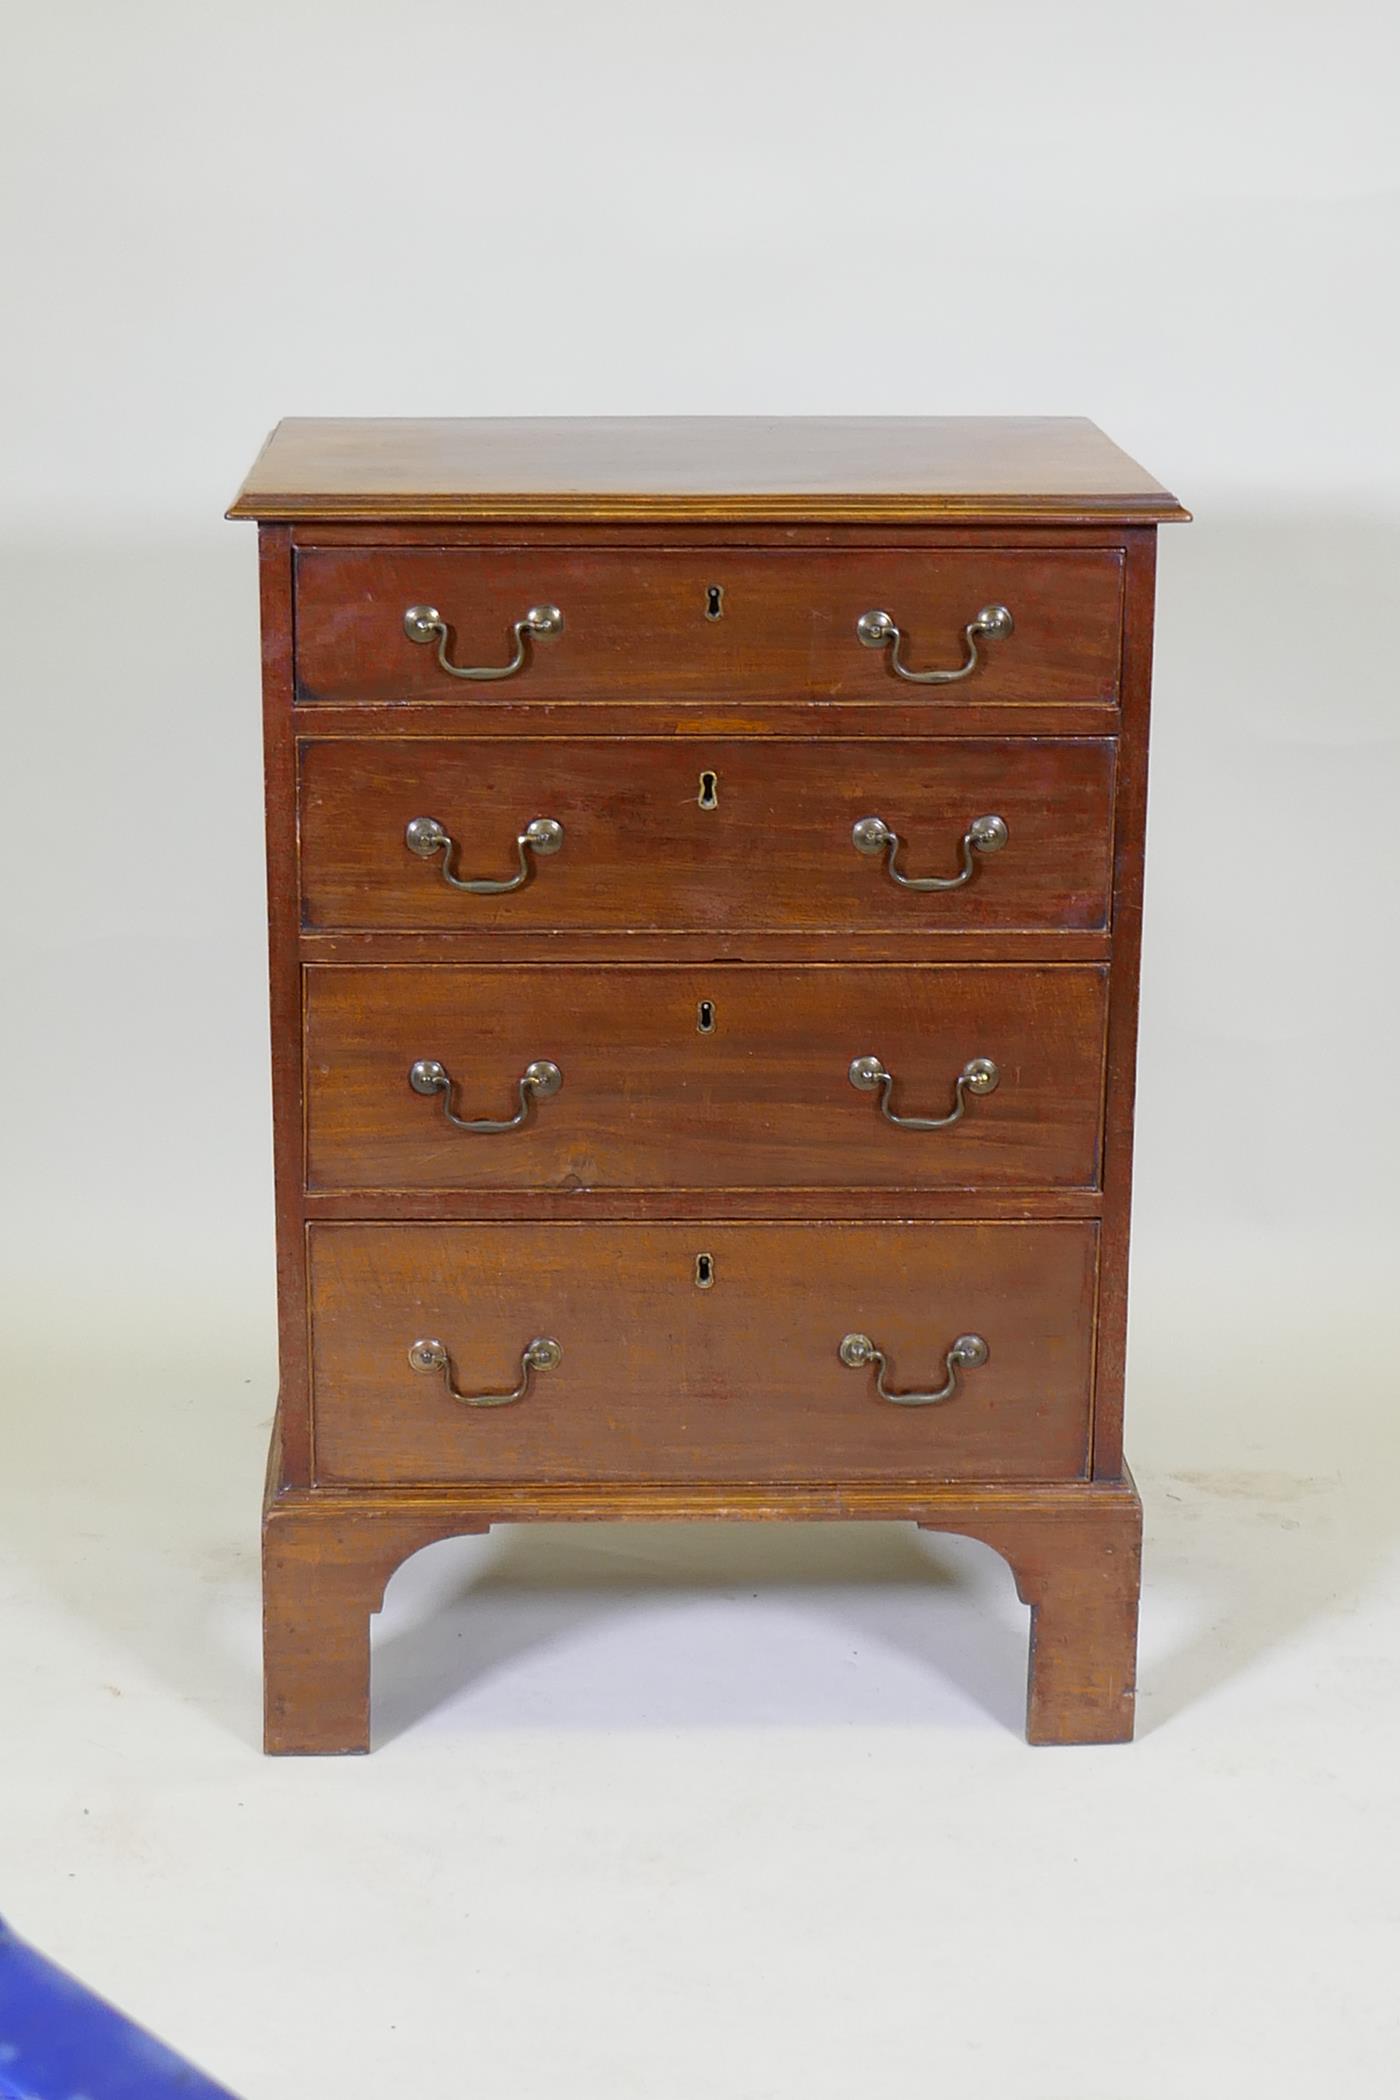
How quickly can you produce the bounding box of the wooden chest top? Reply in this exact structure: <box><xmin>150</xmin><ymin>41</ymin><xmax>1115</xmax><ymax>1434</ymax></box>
<box><xmin>228</xmin><ymin>415</ymin><xmax>1187</xmax><ymax>526</ymax></box>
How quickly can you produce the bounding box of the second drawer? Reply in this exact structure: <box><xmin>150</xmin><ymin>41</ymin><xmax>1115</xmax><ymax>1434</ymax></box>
<box><xmin>305</xmin><ymin>963</ymin><xmax>1108</xmax><ymax>1191</ymax></box>
<box><xmin>298</xmin><ymin>737</ymin><xmax>1116</xmax><ymax>936</ymax></box>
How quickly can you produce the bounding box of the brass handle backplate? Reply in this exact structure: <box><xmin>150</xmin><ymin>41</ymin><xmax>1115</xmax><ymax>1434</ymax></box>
<box><xmin>409</xmin><ymin>1057</ymin><xmax>562</xmax><ymax>1133</ymax></box>
<box><xmin>403</xmin><ymin>601</ymin><xmax>564</xmax><ymax>680</ymax></box>
<box><xmin>852</xmin><ymin>812</ymin><xmax>1007</xmax><ymax>891</ymax></box>
<box><xmin>856</xmin><ymin>602</ymin><xmax>1013</xmax><ymax>684</ymax></box>
<box><xmin>409</xmin><ymin>1335</ymin><xmax>562</xmax><ymax>1407</ymax></box>
<box><xmin>405</xmin><ymin>814</ymin><xmax>564</xmax><ymax>894</ymax></box>
<box><xmin>838</xmin><ymin>1331</ymin><xmax>988</xmax><ymax>1406</ymax></box>
<box><xmin>849</xmin><ymin>1054</ymin><xmax>999</xmax><ymax>1130</ymax></box>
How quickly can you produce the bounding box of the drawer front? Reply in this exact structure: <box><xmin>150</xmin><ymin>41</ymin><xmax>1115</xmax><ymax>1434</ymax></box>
<box><xmin>305</xmin><ymin>964</ymin><xmax>1107</xmax><ymax>1192</ymax></box>
<box><xmin>292</xmin><ymin>548</ymin><xmax>1123</xmax><ymax>706</ymax></box>
<box><xmin>299</xmin><ymin>738</ymin><xmax>1115</xmax><ymax>934</ymax></box>
<box><xmin>308</xmin><ymin>1222</ymin><xmax>1096</xmax><ymax>1484</ymax></box>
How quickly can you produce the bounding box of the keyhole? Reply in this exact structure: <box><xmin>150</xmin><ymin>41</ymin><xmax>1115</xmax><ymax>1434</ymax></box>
<box><xmin>698</xmin><ymin>770</ymin><xmax>719</xmax><ymax>810</ymax></box>
<box><xmin>697</xmin><ymin>999</ymin><xmax>715</xmax><ymax>1034</ymax></box>
<box><xmin>695</xmin><ymin>1252</ymin><xmax>715</xmax><ymax>1289</ymax></box>
<box><xmin>705</xmin><ymin>584</ymin><xmax>724</xmax><ymax>620</ymax></box>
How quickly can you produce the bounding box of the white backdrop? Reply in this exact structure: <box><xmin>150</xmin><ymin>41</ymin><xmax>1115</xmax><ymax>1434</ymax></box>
<box><xmin>2</xmin><ymin>5</ymin><xmax>1397</xmax><ymax>2097</ymax></box>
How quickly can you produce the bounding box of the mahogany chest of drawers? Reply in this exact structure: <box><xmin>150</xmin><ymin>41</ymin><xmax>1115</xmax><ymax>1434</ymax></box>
<box><xmin>229</xmin><ymin>416</ymin><xmax>1187</xmax><ymax>1753</ymax></box>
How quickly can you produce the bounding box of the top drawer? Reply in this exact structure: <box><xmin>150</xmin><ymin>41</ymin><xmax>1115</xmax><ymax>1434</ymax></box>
<box><xmin>292</xmin><ymin>548</ymin><xmax>1124</xmax><ymax>707</ymax></box>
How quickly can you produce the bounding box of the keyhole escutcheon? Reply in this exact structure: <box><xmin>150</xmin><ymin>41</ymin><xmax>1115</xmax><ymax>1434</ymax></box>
<box><xmin>705</xmin><ymin>585</ymin><xmax>725</xmax><ymax>620</ymax></box>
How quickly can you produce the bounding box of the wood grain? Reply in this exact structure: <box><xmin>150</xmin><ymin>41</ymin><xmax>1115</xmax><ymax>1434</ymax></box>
<box><xmin>262</xmin><ymin>1472</ymin><xmax>1140</xmax><ymax>1751</ymax></box>
<box><xmin>920</xmin><ymin>1475</ymin><xmax>1141</xmax><ymax>1743</ymax></box>
<box><xmin>258</xmin><ymin>528</ymin><xmax>311</xmax><ymax>1484</ymax></box>
<box><xmin>292</xmin><ymin>546</ymin><xmax>1123</xmax><ymax>706</ymax></box>
<box><xmin>239</xmin><ymin>415</ymin><xmax>1176</xmax><ymax>1750</ymax></box>
<box><xmin>300</xmin><ymin>1187</ymin><xmax>1105</xmax><ymax>1224</ymax></box>
<box><xmin>228</xmin><ymin>416</ymin><xmax>1187</xmax><ymax>524</ymax></box>
<box><xmin>298</xmin><ymin>737</ymin><xmax>1117</xmax><ymax>936</ymax></box>
<box><xmin>1090</xmin><ymin>528</ymin><xmax>1157</xmax><ymax>1478</ymax></box>
<box><xmin>304</xmin><ymin>963</ymin><xmax>1108</xmax><ymax>1194</ymax></box>
<box><xmin>307</xmin><ymin>1221</ymin><xmax>1098</xmax><ymax>1487</ymax></box>
<box><xmin>299</xmin><ymin>929</ymin><xmax>1112</xmax><ymax>966</ymax></box>
<box><xmin>263</xmin><ymin>1498</ymin><xmax>488</xmax><ymax>1754</ymax></box>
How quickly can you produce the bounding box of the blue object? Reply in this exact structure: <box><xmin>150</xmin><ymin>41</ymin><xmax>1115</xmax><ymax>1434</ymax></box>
<box><xmin>0</xmin><ymin>1920</ymin><xmax>240</xmax><ymax>2099</ymax></box>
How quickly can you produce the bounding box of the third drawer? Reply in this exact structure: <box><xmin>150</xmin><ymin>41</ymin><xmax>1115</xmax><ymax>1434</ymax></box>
<box><xmin>305</xmin><ymin>963</ymin><xmax>1108</xmax><ymax>1191</ymax></box>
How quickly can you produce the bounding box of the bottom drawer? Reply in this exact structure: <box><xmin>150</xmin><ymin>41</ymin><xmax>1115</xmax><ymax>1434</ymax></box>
<box><xmin>308</xmin><ymin>1222</ymin><xmax>1096</xmax><ymax>1485</ymax></box>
